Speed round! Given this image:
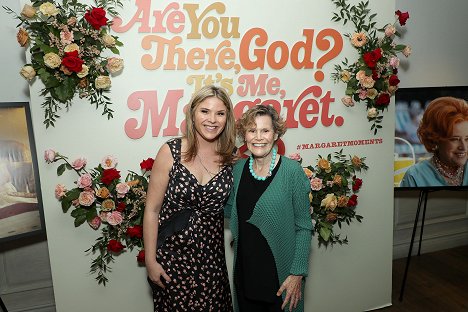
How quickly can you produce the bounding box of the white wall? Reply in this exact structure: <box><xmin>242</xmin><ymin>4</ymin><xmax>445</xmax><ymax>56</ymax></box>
<box><xmin>394</xmin><ymin>0</ymin><xmax>468</xmax><ymax>259</ymax></box>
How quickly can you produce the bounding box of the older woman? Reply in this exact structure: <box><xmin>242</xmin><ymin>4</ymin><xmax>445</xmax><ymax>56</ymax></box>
<box><xmin>401</xmin><ymin>96</ymin><xmax>468</xmax><ymax>187</ymax></box>
<box><xmin>225</xmin><ymin>105</ymin><xmax>312</xmax><ymax>312</ymax></box>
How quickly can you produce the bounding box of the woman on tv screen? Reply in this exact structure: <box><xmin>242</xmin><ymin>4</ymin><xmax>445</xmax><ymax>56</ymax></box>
<box><xmin>401</xmin><ymin>96</ymin><xmax>468</xmax><ymax>187</ymax></box>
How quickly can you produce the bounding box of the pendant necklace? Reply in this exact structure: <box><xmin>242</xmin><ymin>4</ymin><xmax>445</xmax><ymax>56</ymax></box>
<box><xmin>249</xmin><ymin>148</ymin><xmax>277</xmax><ymax>181</ymax></box>
<box><xmin>197</xmin><ymin>154</ymin><xmax>219</xmax><ymax>177</ymax></box>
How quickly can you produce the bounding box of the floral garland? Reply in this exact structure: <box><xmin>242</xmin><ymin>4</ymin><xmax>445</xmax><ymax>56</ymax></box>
<box><xmin>4</xmin><ymin>0</ymin><xmax>124</xmax><ymax>128</ymax></box>
<box><xmin>289</xmin><ymin>150</ymin><xmax>368</xmax><ymax>246</ymax></box>
<box><xmin>330</xmin><ymin>0</ymin><xmax>411</xmax><ymax>134</ymax></box>
<box><xmin>45</xmin><ymin>150</ymin><xmax>153</xmax><ymax>285</ymax></box>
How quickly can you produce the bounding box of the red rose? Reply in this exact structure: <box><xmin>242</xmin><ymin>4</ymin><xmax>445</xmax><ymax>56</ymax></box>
<box><xmin>140</xmin><ymin>158</ymin><xmax>155</xmax><ymax>171</ymax></box>
<box><xmin>137</xmin><ymin>250</ymin><xmax>145</xmax><ymax>263</ymax></box>
<box><xmin>84</xmin><ymin>7</ymin><xmax>108</xmax><ymax>30</ymax></box>
<box><xmin>347</xmin><ymin>194</ymin><xmax>358</xmax><ymax>207</ymax></box>
<box><xmin>372</xmin><ymin>70</ymin><xmax>379</xmax><ymax>80</ymax></box>
<box><xmin>375</xmin><ymin>93</ymin><xmax>391</xmax><ymax>106</ymax></box>
<box><xmin>389</xmin><ymin>75</ymin><xmax>400</xmax><ymax>86</ymax></box>
<box><xmin>363</xmin><ymin>48</ymin><xmax>382</xmax><ymax>69</ymax></box>
<box><xmin>126</xmin><ymin>225</ymin><xmax>143</xmax><ymax>238</ymax></box>
<box><xmin>101</xmin><ymin>168</ymin><xmax>121</xmax><ymax>185</ymax></box>
<box><xmin>116</xmin><ymin>201</ymin><xmax>126</xmax><ymax>212</ymax></box>
<box><xmin>107</xmin><ymin>239</ymin><xmax>125</xmax><ymax>253</ymax></box>
<box><xmin>61</xmin><ymin>50</ymin><xmax>83</xmax><ymax>73</ymax></box>
<box><xmin>395</xmin><ymin>10</ymin><xmax>410</xmax><ymax>26</ymax></box>
<box><xmin>352</xmin><ymin>177</ymin><xmax>363</xmax><ymax>192</ymax></box>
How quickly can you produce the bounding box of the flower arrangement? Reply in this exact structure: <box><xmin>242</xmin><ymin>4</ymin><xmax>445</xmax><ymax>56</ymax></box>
<box><xmin>330</xmin><ymin>0</ymin><xmax>411</xmax><ymax>134</ymax></box>
<box><xmin>45</xmin><ymin>149</ymin><xmax>154</xmax><ymax>285</ymax></box>
<box><xmin>4</xmin><ymin>0</ymin><xmax>124</xmax><ymax>128</ymax></box>
<box><xmin>290</xmin><ymin>150</ymin><xmax>368</xmax><ymax>246</ymax></box>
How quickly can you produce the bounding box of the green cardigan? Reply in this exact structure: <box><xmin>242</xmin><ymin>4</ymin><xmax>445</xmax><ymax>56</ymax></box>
<box><xmin>225</xmin><ymin>156</ymin><xmax>313</xmax><ymax>312</ymax></box>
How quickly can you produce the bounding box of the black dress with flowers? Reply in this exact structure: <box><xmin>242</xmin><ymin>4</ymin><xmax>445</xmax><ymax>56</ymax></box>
<box><xmin>148</xmin><ymin>138</ymin><xmax>233</xmax><ymax>312</ymax></box>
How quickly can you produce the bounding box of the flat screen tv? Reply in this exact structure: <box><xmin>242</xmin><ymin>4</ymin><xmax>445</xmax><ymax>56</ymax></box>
<box><xmin>394</xmin><ymin>86</ymin><xmax>468</xmax><ymax>190</ymax></box>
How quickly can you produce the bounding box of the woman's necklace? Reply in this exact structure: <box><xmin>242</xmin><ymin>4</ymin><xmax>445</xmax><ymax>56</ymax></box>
<box><xmin>197</xmin><ymin>154</ymin><xmax>219</xmax><ymax>177</ymax></box>
<box><xmin>431</xmin><ymin>155</ymin><xmax>464</xmax><ymax>186</ymax></box>
<box><xmin>249</xmin><ymin>148</ymin><xmax>277</xmax><ymax>181</ymax></box>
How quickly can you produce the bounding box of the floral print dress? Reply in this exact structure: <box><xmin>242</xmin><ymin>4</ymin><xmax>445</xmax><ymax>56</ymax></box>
<box><xmin>149</xmin><ymin>138</ymin><xmax>233</xmax><ymax>312</ymax></box>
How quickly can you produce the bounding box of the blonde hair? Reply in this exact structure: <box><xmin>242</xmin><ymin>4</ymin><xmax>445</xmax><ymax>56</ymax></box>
<box><xmin>184</xmin><ymin>85</ymin><xmax>236</xmax><ymax>164</ymax></box>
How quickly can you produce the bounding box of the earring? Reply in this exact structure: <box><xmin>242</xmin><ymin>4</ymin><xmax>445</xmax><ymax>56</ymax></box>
<box><xmin>433</xmin><ymin>145</ymin><xmax>438</xmax><ymax>152</ymax></box>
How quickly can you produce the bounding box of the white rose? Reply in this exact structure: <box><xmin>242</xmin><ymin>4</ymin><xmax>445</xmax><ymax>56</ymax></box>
<box><xmin>43</xmin><ymin>52</ymin><xmax>61</xmax><ymax>69</ymax></box>
<box><xmin>95</xmin><ymin>76</ymin><xmax>111</xmax><ymax>89</ymax></box>
<box><xmin>20</xmin><ymin>65</ymin><xmax>36</xmax><ymax>81</ymax></box>
<box><xmin>102</xmin><ymin>34</ymin><xmax>116</xmax><ymax>47</ymax></box>
<box><xmin>367</xmin><ymin>108</ymin><xmax>378</xmax><ymax>118</ymax></box>
<box><xmin>64</xmin><ymin>43</ymin><xmax>80</xmax><ymax>53</ymax></box>
<box><xmin>341</xmin><ymin>96</ymin><xmax>354</xmax><ymax>107</ymax></box>
<box><xmin>77</xmin><ymin>64</ymin><xmax>89</xmax><ymax>78</ymax></box>
<box><xmin>106</xmin><ymin>57</ymin><xmax>124</xmax><ymax>74</ymax></box>
<box><xmin>39</xmin><ymin>2</ymin><xmax>59</xmax><ymax>17</ymax></box>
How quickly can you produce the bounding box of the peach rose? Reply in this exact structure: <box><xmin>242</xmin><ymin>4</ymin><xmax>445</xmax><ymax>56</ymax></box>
<box><xmin>326</xmin><ymin>212</ymin><xmax>338</xmax><ymax>222</ymax></box>
<box><xmin>17</xmin><ymin>28</ymin><xmax>29</xmax><ymax>47</ymax></box>
<box><xmin>106</xmin><ymin>57</ymin><xmax>124</xmax><ymax>74</ymax></box>
<box><xmin>361</xmin><ymin>76</ymin><xmax>375</xmax><ymax>88</ymax></box>
<box><xmin>96</xmin><ymin>187</ymin><xmax>110</xmax><ymax>198</ymax></box>
<box><xmin>366</xmin><ymin>88</ymin><xmax>378</xmax><ymax>100</ymax></box>
<box><xmin>402</xmin><ymin>45</ymin><xmax>412</xmax><ymax>57</ymax></box>
<box><xmin>340</xmin><ymin>70</ymin><xmax>351</xmax><ymax>82</ymax></box>
<box><xmin>333</xmin><ymin>174</ymin><xmax>342</xmax><ymax>186</ymax></box>
<box><xmin>351</xmin><ymin>155</ymin><xmax>362</xmax><ymax>168</ymax></box>
<box><xmin>303</xmin><ymin>168</ymin><xmax>313</xmax><ymax>178</ymax></box>
<box><xmin>351</xmin><ymin>32</ymin><xmax>367</xmax><ymax>47</ymax></box>
<box><xmin>356</xmin><ymin>70</ymin><xmax>366</xmax><ymax>81</ymax></box>
<box><xmin>310</xmin><ymin>177</ymin><xmax>323</xmax><ymax>191</ymax></box>
<box><xmin>337</xmin><ymin>195</ymin><xmax>349</xmax><ymax>207</ymax></box>
<box><xmin>60</xmin><ymin>29</ymin><xmax>74</xmax><ymax>45</ymax></box>
<box><xmin>101</xmin><ymin>155</ymin><xmax>118</xmax><ymax>169</ymax></box>
<box><xmin>101</xmin><ymin>199</ymin><xmax>115</xmax><ymax>211</ymax></box>
<box><xmin>341</xmin><ymin>96</ymin><xmax>354</xmax><ymax>107</ymax></box>
<box><xmin>21</xmin><ymin>4</ymin><xmax>36</xmax><ymax>18</ymax></box>
<box><xmin>384</xmin><ymin>24</ymin><xmax>396</xmax><ymax>37</ymax></box>
<box><xmin>367</xmin><ymin>108</ymin><xmax>378</xmax><ymax>118</ymax></box>
<box><xmin>78</xmin><ymin>191</ymin><xmax>95</xmax><ymax>206</ymax></box>
<box><xmin>317</xmin><ymin>158</ymin><xmax>331</xmax><ymax>173</ymax></box>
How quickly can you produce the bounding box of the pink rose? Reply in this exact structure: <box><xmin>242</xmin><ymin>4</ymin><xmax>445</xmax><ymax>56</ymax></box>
<box><xmin>55</xmin><ymin>184</ymin><xmax>67</xmax><ymax>199</ymax></box>
<box><xmin>60</xmin><ymin>29</ymin><xmax>74</xmax><ymax>45</ymax></box>
<box><xmin>115</xmin><ymin>182</ymin><xmax>130</xmax><ymax>198</ymax></box>
<box><xmin>44</xmin><ymin>149</ymin><xmax>56</xmax><ymax>163</ymax></box>
<box><xmin>358</xmin><ymin>89</ymin><xmax>367</xmax><ymax>100</ymax></box>
<box><xmin>310</xmin><ymin>177</ymin><xmax>323</xmax><ymax>191</ymax></box>
<box><xmin>99</xmin><ymin>211</ymin><xmax>108</xmax><ymax>222</ymax></box>
<box><xmin>288</xmin><ymin>153</ymin><xmax>302</xmax><ymax>162</ymax></box>
<box><xmin>71</xmin><ymin>157</ymin><xmax>87</xmax><ymax>170</ymax></box>
<box><xmin>78</xmin><ymin>190</ymin><xmax>95</xmax><ymax>206</ymax></box>
<box><xmin>107</xmin><ymin>211</ymin><xmax>123</xmax><ymax>225</ymax></box>
<box><xmin>77</xmin><ymin>173</ymin><xmax>93</xmax><ymax>188</ymax></box>
<box><xmin>341</xmin><ymin>96</ymin><xmax>354</xmax><ymax>107</ymax></box>
<box><xmin>389</xmin><ymin>56</ymin><xmax>400</xmax><ymax>69</ymax></box>
<box><xmin>88</xmin><ymin>216</ymin><xmax>101</xmax><ymax>230</ymax></box>
<box><xmin>101</xmin><ymin>155</ymin><xmax>118</xmax><ymax>169</ymax></box>
<box><xmin>384</xmin><ymin>24</ymin><xmax>396</xmax><ymax>37</ymax></box>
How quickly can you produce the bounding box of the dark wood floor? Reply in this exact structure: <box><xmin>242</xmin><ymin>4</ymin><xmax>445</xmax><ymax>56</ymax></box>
<box><xmin>379</xmin><ymin>245</ymin><xmax>468</xmax><ymax>311</ymax></box>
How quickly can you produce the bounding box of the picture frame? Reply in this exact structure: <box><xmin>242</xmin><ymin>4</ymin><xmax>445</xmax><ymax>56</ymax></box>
<box><xmin>0</xmin><ymin>102</ymin><xmax>45</xmax><ymax>243</ymax></box>
<box><xmin>394</xmin><ymin>86</ymin><xmax>468</xmax><ymax>190</ymax></box>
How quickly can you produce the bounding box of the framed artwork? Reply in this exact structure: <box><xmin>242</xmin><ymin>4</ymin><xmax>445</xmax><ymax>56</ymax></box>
<box><xmin>394</xmin><ymin>86</ymin><xmax>468</xmax><ymax>189</ymax></box>
<box><xmin>0</xmin><ymin>102</ymin><xmax>45</xmax><ymax>243</ymax></box>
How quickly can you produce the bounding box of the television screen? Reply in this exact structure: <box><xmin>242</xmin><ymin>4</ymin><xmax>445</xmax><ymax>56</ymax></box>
<box><xmin>394</xmin><ymin>86</ymin><xmax>468</xmax><ymax>189</ymax></box>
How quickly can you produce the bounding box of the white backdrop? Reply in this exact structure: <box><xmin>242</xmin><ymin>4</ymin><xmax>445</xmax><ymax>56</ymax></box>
<box><xmin>23</xmin><ymin>0</ymin><xmax>396</xmax><ymax>311</ymax></box>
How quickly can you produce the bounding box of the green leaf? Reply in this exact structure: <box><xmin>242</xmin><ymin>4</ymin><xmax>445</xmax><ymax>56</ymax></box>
<box><xmin>61</xmin><ymin>199</ymin><xmax>72</xmax><ymax>213</ymax></box>
<box><xmin>320</xmin><ymin>227</ymin><xmax>331</xmax><ymax>242</ymax></box>
<box><xmin>74</xmin><ymin>214</ymin><xmax>87</xmax><ymax>227</ymax></box>
<box><xmin>57</xmin><ymin>163</ymin><xmax>67</xmax><ymax>176</ymax></box>
<box><xmin>71</xmin><ymin>208</ymin><xmax>87</xmax><ymax>218</ymax></box>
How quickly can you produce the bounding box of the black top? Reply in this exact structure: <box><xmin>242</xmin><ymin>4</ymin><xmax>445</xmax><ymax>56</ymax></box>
<box><xmin>235</xmin><ymin>156</ymin><xmax>282</xmax><ymax>302</ymax></box>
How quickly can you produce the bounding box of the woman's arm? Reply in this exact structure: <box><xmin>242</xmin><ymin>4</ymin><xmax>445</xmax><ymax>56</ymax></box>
<box><xmin>143</xmin><ymin>143</ymin><xmax>173</xmax><ymax>288</ymax></box>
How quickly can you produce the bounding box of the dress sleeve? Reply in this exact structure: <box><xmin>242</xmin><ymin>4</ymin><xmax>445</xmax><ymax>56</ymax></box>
<box><xmin>289</xmin><ymin>162</ymin><xmax>313</xmax><ymax>276</ymax></box>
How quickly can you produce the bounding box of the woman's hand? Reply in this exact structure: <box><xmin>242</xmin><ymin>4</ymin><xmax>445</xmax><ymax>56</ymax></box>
<box><xmin>146</xmin><ymin>261</ymin><xmax>171</xmax><ymax>289</ymax></box>
<box><xmin>277</xmin><ymin>275</ymin><xmax>303</xmax><ymax>311</ymax></box>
